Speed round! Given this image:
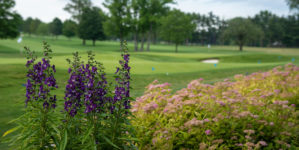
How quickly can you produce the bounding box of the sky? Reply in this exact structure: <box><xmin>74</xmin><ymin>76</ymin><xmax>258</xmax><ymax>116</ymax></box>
<box><xmin>14</xmin><ymin>0</ymin><xmax>291</xmax><ymax>23</ymax></box>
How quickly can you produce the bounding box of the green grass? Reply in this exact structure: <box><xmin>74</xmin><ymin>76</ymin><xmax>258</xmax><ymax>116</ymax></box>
<box><xmin>0</xmin><ymin>35</ymin><xmax>298</xmax><ymax>149</ymax></box>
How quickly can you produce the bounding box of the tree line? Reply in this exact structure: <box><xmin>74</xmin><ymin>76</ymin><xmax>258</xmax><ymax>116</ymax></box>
<box><xmin>1</xmin><ymin>0</ymin><xmax>299</xmax><ymax>52</ymax></box>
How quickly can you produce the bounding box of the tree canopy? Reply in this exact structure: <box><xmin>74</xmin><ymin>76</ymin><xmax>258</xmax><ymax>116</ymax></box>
<box><xmin>36</xmin><ymin>23</ymin><xmax>49</xmax><ymax>36</ymax></box>
<box><xmin>50</xmin><ymin>17</ymin><xmax>63</xmax><ymax>38</ymax></box>
<box><xmin>160</xmin><ymin>9</ymin><xmax>196</xmax><ymax>52</ymax></box>
<box><xmin>63</xmin><ymin>20</ymin><xmax>77</xmax><ymax>39</ymax></box>
<box><xmin>286</xmin><ymin>0</ymin><xmax>299</xmax><ymax>10</ymax></box>
<box><xmin>252</xmin><ymin>11</ymin><xmax>284</xmax><ymax>47</ymax></box>
<box><xmin>103</xmin><ymin>0</ymin><xmax>131</xmax><ymax>46</ymax></box>
<box><xmin>221</xmin><ymin>18</ymin><xmax>263</xmax><ymax>51</ymax></box>
<box><xmin>78</xmin><ymin>7</ymin><xmax>105</xmax><ymax>46</ymax></box>
<box><xmin>0</xmin><ymin>0</ymin><xmax>22</xmax><ymax>39</ymax></box>
<box><xmin>64</xmin><ymin>0</ymin><xmax>92</xmax><ymax>22</ymax></box>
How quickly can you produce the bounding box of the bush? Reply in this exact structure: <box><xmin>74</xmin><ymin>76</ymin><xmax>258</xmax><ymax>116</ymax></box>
<box><xmin>132</xmin><ymin>64</ymin><xmax>299</xmax><ymax>149</ymax></box>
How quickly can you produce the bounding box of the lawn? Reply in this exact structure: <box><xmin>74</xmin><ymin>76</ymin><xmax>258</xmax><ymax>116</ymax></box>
<box><xmin>0</xmin><ymin>35</ymin><xmax>298</xmax><ymax>149</ymax></box>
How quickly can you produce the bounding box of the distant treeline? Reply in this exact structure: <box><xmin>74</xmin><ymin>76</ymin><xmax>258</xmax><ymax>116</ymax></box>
<box><xmin>20</xmin><ymin>10</ymin><xmax>299</xmax><ymax>47</ymax></box>
<box><xmin>3</xmin><ymin>0</ymin><xmax>297</xmax><ymax>51</ymax></box>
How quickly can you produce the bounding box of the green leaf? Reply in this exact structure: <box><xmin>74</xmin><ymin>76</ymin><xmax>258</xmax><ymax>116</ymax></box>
<box><xmin>118</xmin><ymin>137</ymin><xmax>140</xmax><ymax>142</ymax></box>
<box><xmin>82</xmin><ymin>126</ymin><xmax>93</xmax><ymax>144</ymax></box>
<box><xmin>59</xmin><ymin>130</ymin><xmax>67</xmax><ymax>150</ymax></box>
<box><xmin>2</xmin><ymin>126</ymin><xmax>20</xmax><ymax>137</ymax></box>
<box><xmin>101</xmin><ymin>135</ymin><xmax>120</xmax><ymax>149</ymax></box>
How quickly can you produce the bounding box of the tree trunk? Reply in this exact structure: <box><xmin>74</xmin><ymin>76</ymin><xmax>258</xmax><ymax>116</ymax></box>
<box><xmin>140</xmin><ymin>34</ymin><xmax>145</xmax><ymax>51</ymax></box>
<box><xmin>134</xmin><ymin>32</ymin><xmax>138</xmax><ymax>51</ymax></box>
<box><xmin>93</xmin><ymin>40</ymin><xmax>96</xmax><ymax>46</ymax></box>
<box><xmin>153</xmin><ymin>30</ymin><xmax>157</xmax><ymax>44</ymax></box>
<box><xmin>175</xmin><ymin>44</ymin><xmax>178</xmax><ymax>53</ymax></box>
<box><xmin>239</xmin><ymin>43</ymin><xmax>243</xmax><ymax>51</ymax></box>
<box><xmin>83</xmin><ymin>39</ymin><xmax>86</xmax><ymax>45</ymax></box>
<box><xmin>186</xmin><ymin>39</ymin><xmax>189</xmax><ymax>45</ymax></box>
<box><xmin>146</xmin><ymin>24</ymin><xmax>152</xmax><ymax>51</ymax></box>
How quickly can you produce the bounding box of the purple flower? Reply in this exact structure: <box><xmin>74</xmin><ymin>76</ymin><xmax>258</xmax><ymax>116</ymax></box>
<box><xmin>64</xmin><ymin>69</ymin><xmax>85</xmax><ymax>116</ymax></box>
<box><xmin>25</xmin><ymin>48</ymin><xmax>57</xmax><ymax>110</ymax></box>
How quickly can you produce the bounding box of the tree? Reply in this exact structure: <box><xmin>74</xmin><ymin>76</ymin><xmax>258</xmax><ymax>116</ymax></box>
<box><xmin>30</xmin><ymin>19</ymin><xmax>42</xmax><ymax>35</ymax></box>
<box><xmin>131</xmin><ymin>0</ymin><xmax>141</xmax><ymax>51</ymax></box>
<box><xmin>103</xmin><ymin>0</ymin><xmax>131</xmax><ymax>49</ymax></box>
<box><xmin>22</xmin><ymin>17</ymin><xmax>33</xmax><ymax>35</ymax></box>
<box><xmin>64</xmin><ymin>0</ymin><xmax>92</xmax><ymax>22</ymax></box>
<box><xmin>63</xmin><ymin>20</ymin><xmax>77</xmax><ymax>40</ymax></box>
<box><xmin>50</xmin><ymin>18</ymin><xmax>63</xmax><ymax>39</ymax></box>
<box><xmin>221</xmin><ymin>17</ymin><xmax>263</xmax><ymax>51</ymax></box>
<box><xmin>160</xmin><ymin>9</ymin><xmax>196</xmax><ymax>53</ymax></box>
<box><xmin>282</xmin><ymin>14</ymin><xmax>299</xmax><ymax>47</ymax></box>
<box><xmin>144</xmin><ymin>0</ymin><xmax>173</xmax><ymax>51</ymax></box>
<box><xmin>36</xmin><ymin>23</ymin><xmax>49</xmax><ymax>37</ymax></box>
<box><xmin>252</xmin><ymin>11</ymin><xmax>284</xmax><ymax>47</ymax></box>
<box><xmin>0</xmin><ymin>0</ymin><xmax>22</xmax><ymax>39</ymax></box>
<box><xmin>78</xmin><ymin>7</ymin><xmax>105</xmax><ymax>46</ymax></box>
<box><xmin>286</xmin><ymin>0</ymin><xmax>299</xmax><ymax>10</ymax></box>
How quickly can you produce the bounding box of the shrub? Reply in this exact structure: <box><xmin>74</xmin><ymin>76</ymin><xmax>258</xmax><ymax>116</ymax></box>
<box><xmin>132</xmin><ymin>64</ymin><xmax>299</xmax><ymax>149</ymax></box>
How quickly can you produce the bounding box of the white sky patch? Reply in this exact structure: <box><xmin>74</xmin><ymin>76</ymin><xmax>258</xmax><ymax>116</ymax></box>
<box><xmin>14</xmin><ymin>0</ymin><xmax>291</xmax><ymax>23</ymax></box>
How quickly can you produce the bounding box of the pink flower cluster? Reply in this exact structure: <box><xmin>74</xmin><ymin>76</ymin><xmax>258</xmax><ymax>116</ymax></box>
<box><xmin>132</xmin><ymin>64</ymin><xmax>299</xmax><ymax>149</ymax></box>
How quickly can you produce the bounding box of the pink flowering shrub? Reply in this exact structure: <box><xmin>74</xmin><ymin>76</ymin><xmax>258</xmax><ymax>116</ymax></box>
<box><xmin>132</xmin><ymin>64</ymin><xmax>299</xmax><ymax>149</ymax></box>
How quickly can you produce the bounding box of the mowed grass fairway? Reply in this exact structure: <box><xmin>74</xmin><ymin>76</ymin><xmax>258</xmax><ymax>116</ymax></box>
<box><xmin>0</xmin><ymin>36</ymin><xmax>299</xmax><ymax>149</ymax></box>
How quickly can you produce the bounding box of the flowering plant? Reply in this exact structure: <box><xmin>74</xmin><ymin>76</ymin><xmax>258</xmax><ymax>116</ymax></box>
<box><xmin>3</xmin><ymin>42</ymin><xmax>60</xmax><ymax>149</ymax></box>
<box><xmin>3</xmin><ymin>41</ymin><xmax>136</xmax><ymax>149</ymax></box>
<box><xmin>132</xmin><ymin>64</ymin><xmax>299</xmax><ymax>149</ymax></box>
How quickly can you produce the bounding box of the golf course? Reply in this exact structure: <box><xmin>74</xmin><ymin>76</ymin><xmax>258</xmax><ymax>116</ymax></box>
<box><xmin>0</xmin><ymin>36</ymin><xmax>298</xmax><ymax>149</ymax></box>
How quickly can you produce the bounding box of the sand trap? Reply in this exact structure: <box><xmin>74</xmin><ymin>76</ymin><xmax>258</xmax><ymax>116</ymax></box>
<box><xmin>201</xmin><ymin>59</ymin><xmax>219</xmax><ymax>64</ymax></box>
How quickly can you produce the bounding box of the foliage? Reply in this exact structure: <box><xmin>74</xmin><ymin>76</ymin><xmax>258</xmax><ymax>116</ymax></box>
<box><xmin>221</xmin><ymin>17</ymin><xmax>263</xmax><ymax>51</ymax></box>
<box><xmin>286</xmin><ymin>0</ymin><xmax>299</xmax><ymax>10</ymax></box>
<box><xmin>3</xmin><ymin>41</ymin><xmax>136</xmax><ymax>149</ymax></box>
<box><xmin>135</xmin><ymin>0</ymin><xmax>174</xmax><ymax>51</ymax></box>
<box><xmin>0</xmin><ymin>0</ymin><xmax>22</xmax><ymax>39</ymax></box>
<box><xmin>62</xmin><ymin>19</ymin><xmax>77</xmax><ymax>39</ymax></box>
<box><xmin>64</xmin><ymin>0</ymin><xmax>92</xmax><ymax>22</ymax></box>
<box><xmin>50</xmin><ymin>18</ymin><xmax>63</xmax><ymax>38</ymax></box>
<box><xmin>103</xmin><ymin>0</ymin><xmax>131</xmax><ymax>43</ymax></box>
<box><xmin>251</xmin><ymin>11</ymin><xmax>284</xmax><ymax>47</ymax></box>
<box><xmin>189</xmin><ymin>12</ymin><xmax>226</xmax><ymax>45</ymax></box>
<box><xmin>3</xmin><ymin>42</ymin><xmax>59</xmax><ymax>149</ymax></box>
<box><xmin>36</xmin><ymin>23</ymin><xmax>49</xmax><ymax>36</ymax></box>
<box><xmin>282</xmin><ymin>14</ymin><xmax>299</xmax><ymax>47</ymax></box>
<box><xmin>22</xmin><ymin>18</ymin><xmax>42</xmax><ymax>36</ymax></box>
<box><xmin>160</xmin><ymin>9</ymin><xmax>196</xmax><ymax>52</ymax></box>
<box><xmin>132</xmin><ymin>64</ymin><xmax>299</xmax><ymax>149</ymax></box>
<box><xmin>78</xmin><ymin>7</ymin><xmax>105</xmax><ymax>46</ymax></box>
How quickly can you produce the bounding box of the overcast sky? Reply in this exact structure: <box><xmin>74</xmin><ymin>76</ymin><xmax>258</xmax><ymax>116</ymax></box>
<box><xmin>14</xmin><ymin>0</ymin><xmax>291</xmax><ymax>23</ymax></box>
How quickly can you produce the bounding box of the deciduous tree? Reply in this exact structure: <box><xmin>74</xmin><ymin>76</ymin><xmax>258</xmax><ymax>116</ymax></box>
<box><xmin>0</xmin><ymin>0</ymin><xmax>22</xmax><ymax>39</ymax></box>
<box><xmin>50</xmin><ymin>17</ymin><xmax>63</xmax><ymax>39</ymax></box>
<box><xmin>63</xmin><ymin>20</ymin><xmax>77</xmax><ymax>40</ymax></box>
<box><xmin>64</xmin><ymin>0</ymin><xmax>92</xmax><ymax>22</ymax></box>
<box><xmin>36</xmin><ymin>23</ymin><xmax>49</xmax><ymax>37</ymax></box>
<box><xmin>221</xmin><ymin>17</ymin><xmax>263</xmax><ymax>51</ymax></box>
<box><xmin>160</xmin><ymin>9</ymin><xmax>196</xmax><ymax>53</ymax></box>
<box><xmin>103</xmin><ymin>0</ymin><xmax>131</xmax><ymax>49</ymax></box>
<box><xmin>78</xmin><ymin>7</ymin><xmax>105</xmax><ymax>46</ymax></box>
